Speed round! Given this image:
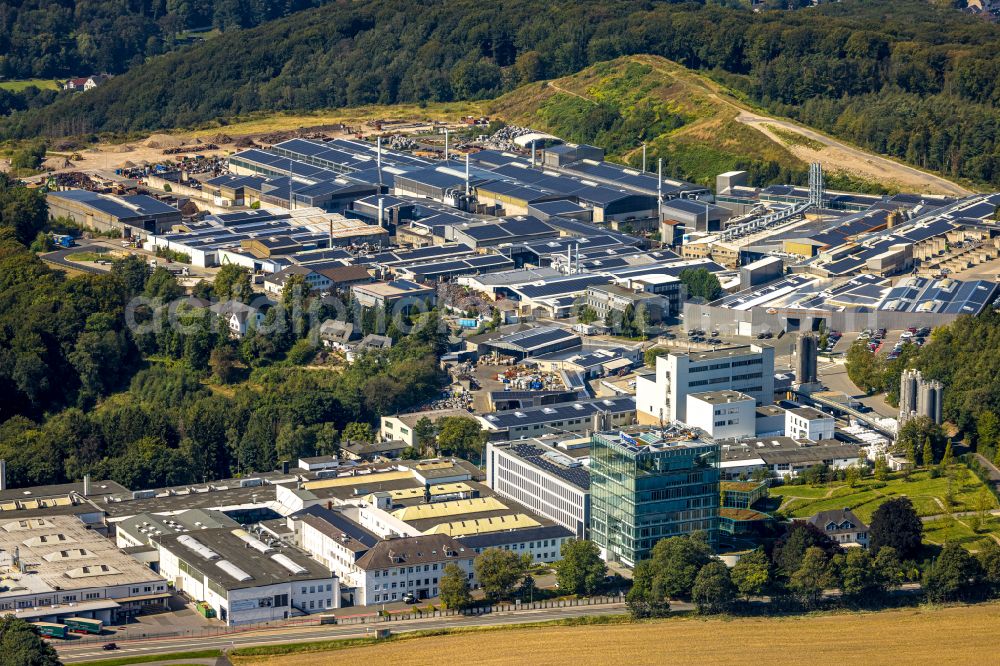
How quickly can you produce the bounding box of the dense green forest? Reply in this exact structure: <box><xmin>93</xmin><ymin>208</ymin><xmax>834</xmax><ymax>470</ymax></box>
<box><xmin>5</xmin><ymin>0</ymin><xmax>1000</xmax><ymax>186</ymax></box>
<box><xmin>0</xmin><ymin>0</ymin><xmax>336</xmax><ymax>79</ymax></box>
<box><xmin>0</xmin><ymin>176</ymin><xmax>450</xmax><ymax>488</ymax></box>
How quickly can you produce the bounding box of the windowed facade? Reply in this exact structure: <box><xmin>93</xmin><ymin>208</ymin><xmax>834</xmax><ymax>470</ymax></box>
<box><xmin>590</xmin><ymin>431</ymin><xmax>720</xmax><ymax>567</ymax></box>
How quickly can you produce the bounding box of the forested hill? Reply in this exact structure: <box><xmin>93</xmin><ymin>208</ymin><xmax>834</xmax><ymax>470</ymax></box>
<box><xmin>8</xmin><ymin>0</ymin><xmax>1000</xmax><ymax>187</ymax></box>
<box><xmin>0</xmin><ymin>0</ymin><xmax>337</xmax><ymax>79</ymax></box>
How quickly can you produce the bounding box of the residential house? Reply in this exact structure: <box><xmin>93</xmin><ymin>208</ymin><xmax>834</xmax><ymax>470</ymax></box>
<box><xmin>806</xmin><ymin>508</ymin><xmax>869</xmax><ymax>548</ymax></box>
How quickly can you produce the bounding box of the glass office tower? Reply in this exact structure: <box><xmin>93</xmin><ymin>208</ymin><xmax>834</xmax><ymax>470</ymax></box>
<box><xmin>590</xmin><ymin>430</ymin><xmax>720</xmax><ymax>567</ymax></box>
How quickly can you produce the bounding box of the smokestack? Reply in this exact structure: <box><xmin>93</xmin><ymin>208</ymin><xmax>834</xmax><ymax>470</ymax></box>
<box><xmin>465</xmin><ymin>153</ymin><xmax>470</xmax><ymax>196</ymax></box>
<box><xmin>377</xmin><ymin>136</ymin><xmax>383</xmax><ymax>188</ymax></box>
<box><xmin>377</xmin><ymin>197</ymin><xmax>385</xmax><ymax>228</ymax></box>
<box><xmin>642</xmin><ymin>143</ymin><xmax>647</xmax><ymax>173</ymax></box>
<box><xmin>567</xmin><ymin>245</ymin><xmax>573</xmax><ymax>275</ymax></box>
<box><xmin>444</xmin><ymin>129</ymin><xmax>449</xmax><ymax>162</ymax></box>
<box><xmin>531</xmin><ymin>139</ymin><xmax>536</xmax><ymax>167</ymax></box>
<box><xmin>83</xmin><ymin>474</ymin><xmax>90</xmax><ymax>497</ymax></box>
<box><xmin>657</xmin><ymin>159</ymin><xmax>662</xmax><ymax>203</ymax></box>
<box><xmin>0</xmin><ymin>459</ymin><xmax>5</xmax><ymax>492</ymax></box>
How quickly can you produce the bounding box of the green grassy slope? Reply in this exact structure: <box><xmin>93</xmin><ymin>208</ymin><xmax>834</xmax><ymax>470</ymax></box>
<box><xmin>490</xmin><ymin>56</ymin><xmax>808</xmax><ymax>188</ymax></box>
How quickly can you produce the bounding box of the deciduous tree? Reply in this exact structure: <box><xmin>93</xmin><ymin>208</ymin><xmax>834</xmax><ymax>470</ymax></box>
<box><xmin>556</xmin><ymin>539</ymin><xmax>607</xmax><ymax>596</ymax></box>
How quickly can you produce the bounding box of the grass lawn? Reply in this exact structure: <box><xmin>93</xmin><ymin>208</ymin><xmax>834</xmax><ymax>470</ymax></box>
<box><xmin>76</xmin><ymin>649</ymin><xmax>221</xmax><ymax>666</ymax></box>
<box><xmin>232</xmin><ymin>603</ymin><xmax>1000</xmax><ymax>666</ymax></box>
<box><xmin>0</xmin><ymin>78</ymin><xmax>60</xmax><ymax>91</ymax></box>
<box><xmin>770</xmin><ymin>469</ymin><xmax>997</xmax><ymax>524</ymax></box>
<box><xmin>923</xmin><ymin>515</ymin><xmax>1000</xmax><ymax>550</ymax></box>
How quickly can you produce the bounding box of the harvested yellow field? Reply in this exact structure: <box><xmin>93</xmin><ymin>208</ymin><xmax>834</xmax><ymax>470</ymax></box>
<box><xmin>236</xmin><ymin>604</ymin><xmax>1000</xmax><ymax>666</ymax></box>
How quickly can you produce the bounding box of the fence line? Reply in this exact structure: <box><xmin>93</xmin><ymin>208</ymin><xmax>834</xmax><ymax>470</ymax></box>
<box><xmin>63</xmin><ymin>596</ymin><xmax>627</xmax><ymax>645</ymax></box>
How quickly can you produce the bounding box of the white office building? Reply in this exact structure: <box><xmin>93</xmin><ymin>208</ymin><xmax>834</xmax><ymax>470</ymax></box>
<box><xmin>636</xmin><ymin>345</ymin><xmax>775</xmax><ymax>424</ymax></box>
<box><xmin>486</xmin><ymin>439</ymin><xmax>590</xmax><ymax>538</ymax></box>
<box><xmin>785</xmin><ymin>406</ymin><xmax>836</xmax><ymax>441</ymax></box>
<box><xmin>685</xmin><ymin>390</ymin><xmax>757</xmax><ymax>440</ymax></box>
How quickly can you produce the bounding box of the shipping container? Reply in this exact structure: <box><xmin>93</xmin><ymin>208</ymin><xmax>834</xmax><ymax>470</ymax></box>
<box><xmin>32</xmin><ymin>623</ymin><xmax>68</xmax><ymax>639</ymax></box>
<box><xmin>65</xmin><ymin>617</ymin><xmax>103</xmax><ymax>634</ymax></box>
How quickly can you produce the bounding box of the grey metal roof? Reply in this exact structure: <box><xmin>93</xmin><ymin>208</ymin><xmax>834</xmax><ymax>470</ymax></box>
<box><xmin>457</xmin><ymin>524</ymin><xmax>574</xmax><ymax>550</ymax></box>
<box><xmin>49</xmin><ymin>190</ymin><xmax>180</xmax><ymax>219</ymax></box>
<box><xmin>482</xmin><ymin>396</ymin><xmax>635</xmax><ymax>430</ymax></box>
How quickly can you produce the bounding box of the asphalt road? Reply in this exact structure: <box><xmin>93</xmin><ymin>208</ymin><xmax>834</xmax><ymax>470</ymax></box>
<box><xmin>40</xmin><ymin>244</ymin><xmax>108</xmax><ymax>274</ymax></box>
<box><xmin>818</xmin><ymin>361</ymin><xmax>896</xmax><ymax>418</ymax></box>
<box><xmin>58</xmin><ymin>602</ymin><xmax>635</xmax><ymax>663</ymax></box>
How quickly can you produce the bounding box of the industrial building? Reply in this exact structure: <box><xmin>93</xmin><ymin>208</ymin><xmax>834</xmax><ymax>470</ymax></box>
<box><xmin>583</xmin><ymin>282</ymin><xmax>677</xmax><ymax>324</ymax></box>
<box><xmin>0</xmin><ymin>515</ymin><xmax>169</xmax><ymax>623</ymax></box>
<box><xmin>478</xmin><ymin>396</ymin><xmax>637</xmax><ymax>440</ymax></box>
<box><xmin>659</xmin><ymin>198</ymin><xmax>733</xmax><ymax>233</ymax></box>
<box><xmin>635</xmin><ymin>345</ymin><xmax>776</xmax><ymax>424</ymax></box>
<box><xmin>47</xmin><ymin>190</ymin><xmax>182</xmax><ymax>235</ymax></box>
<box><xmin>589</xmin><ymin>429</ymin><xmax>720</xmax><ymax>566</ymax></box>
<box><xmin>739</xmin><ymin>256</ymin><xmax>784</xmax><ymax>290</ymax></box>
<box><xmin>154</xmin><ymin>526</ymin><xmax>337</xmax><ymax>625</ymax></box>
<box><xmin>472</xmin><ymin>325</ymin><xmax>582</xmax><ymax>361</ymax></box>
<box><xmin>718</xmin><ymin>438</ymin><xmax>862</xmax><ymax>480</ymax></box>
<box><xmin>145</xmin><ymin>208</ymin><xmax>388</xmax><ymax>270</ymax></box>
<box><xmin>686</xmin><ymin>273</ymin><xmax>999</xmax><ymax>337</ymax></box>
<box><xmin>350</xmin><ymin>279</ymin><xmax>437</xmax><ymax>311</ymax></box>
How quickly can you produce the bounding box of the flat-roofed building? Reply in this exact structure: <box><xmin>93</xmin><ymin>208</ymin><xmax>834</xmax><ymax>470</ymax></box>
<box><xmin>636</xmin><ymin>345</ymin><xmax>775</xmax><ymax>424</ymax></box>
<box><xmin>478</xmin><ymin>397</ymin><xmax>636</xmax><ymax>440</ymax></box>
<box><xmin>785</xmin><ymin>406</ymin><xmax>835</xmax><ymax>441</ymax></box>
<box><xmin>583</xmin><ymin>283</ymin><xmax>671</xmax><ymax>324</ymax></box>
<box><xmin>486</xmin><ymin>439</ymin><xmax>590</xmax><ymax>538</ymax></box>
<box><xmin>47</xmin><ymin>190</ymin><xmax>181</xmax><ymax>235</ymax></box>
<box><xmin>0</xmin><ymin>515</ymin><xmax>169</xmax><ymax>623</ymax></box>
<box><xmin>154</xmin><ymin>527</ymin><xmax>337</xmax><ymax>625</ymax></box>
<box><xmin>380</xmin><ymin>408</ymin><xmax>474</xmax><ymax>448</ymax></box>
<box><xmin>590</xmin><ymin>429</ymin><xmax>720</xmax><ymax>566</ymax></box>
<box><xmin>719</xmin><ymin>437</ymin><xmax>862</xmax><ymax>480</ymax></box>
<box><xmin>351</xmin><ymin>279</ymin><xmax>437</xmax><ymax>312</ymax></box>
<box><xmin>685</xmin><ymin>390</ymin><xmax>757</xmax><ymax>439</ymax></box>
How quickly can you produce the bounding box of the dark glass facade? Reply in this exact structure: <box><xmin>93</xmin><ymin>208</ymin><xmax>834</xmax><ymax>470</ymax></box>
<box><xmin>589</xmin><ymin>431</ymin><xmax>720</xmax><ymax>567</ymax></box>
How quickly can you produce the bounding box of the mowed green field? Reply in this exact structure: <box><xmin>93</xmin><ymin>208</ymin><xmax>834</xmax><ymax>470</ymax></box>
<box><xmin>770</xmin><ymin>469</ymin><xmax>996</xmax><ymax>524</ymax></box>
<box><xmin>0</xmin><ymin>78</ymin><xmax>60</xmax><ymax>91</ymax></box>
